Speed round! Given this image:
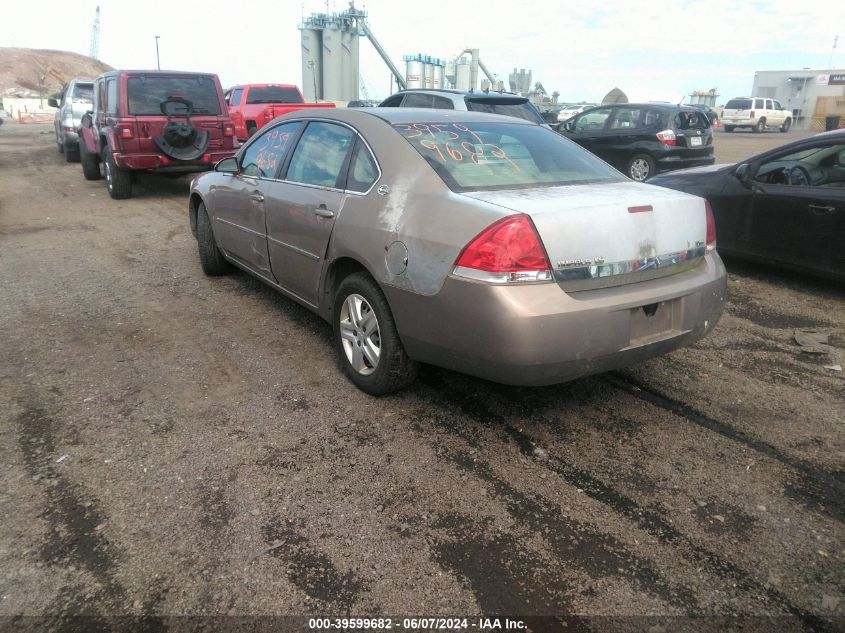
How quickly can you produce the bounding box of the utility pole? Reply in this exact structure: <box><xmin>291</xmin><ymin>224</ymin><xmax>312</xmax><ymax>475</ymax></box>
<box><xmin>829</xmin><ymin>35</ymin><xmax>839</xmax><ymax>70</ymax></box>
<box><xmin>155</xmin><ymin>35</ymin><xmax>161</xmax><ymax>70</ymax></box>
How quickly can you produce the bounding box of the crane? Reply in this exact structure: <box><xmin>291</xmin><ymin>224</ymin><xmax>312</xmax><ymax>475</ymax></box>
<box><xmin>89</xmin><ymin>6</ymin><xmax>101</xmax><ymax>60</ymax></box>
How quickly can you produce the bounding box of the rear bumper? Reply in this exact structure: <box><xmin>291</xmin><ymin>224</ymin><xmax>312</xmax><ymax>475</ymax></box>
<box><xmin>113</xmin><ymin>151</ymin><xmax>236</xmax><ymax>173</ymax></box>
<box><xmin>385</xmin><ymin>253</ymin><xmax>726</xmax><ymax>386</ymax></box>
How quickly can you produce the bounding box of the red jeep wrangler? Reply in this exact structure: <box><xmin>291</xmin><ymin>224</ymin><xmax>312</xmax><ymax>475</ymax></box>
<box><xmin>79</xmin><ymin>70</ymin><xmax>238</xmax><ymax>199</ymax></box>
<box><xmin>225</xmin><ymin>84</ymin><xmax>336</xmax><ymax>140</ymax></box>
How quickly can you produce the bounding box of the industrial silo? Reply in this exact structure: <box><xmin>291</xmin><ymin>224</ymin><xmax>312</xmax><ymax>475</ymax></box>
<box><xmin>321</xmin><ymin>20</ymin><xmax>343</xmax><ymax>101</ymax></box>
<box><xmin>423</xmin><ymin>61</ymin><xmax>434</xmax><ymax>89</ymax></box>
<box><xmin>405</xmin><ymin>57</ymin><xmax>423</xmax><ymax>89</ymax></box>
<box><xmin>341</xmin><ymin>27</ymin><xmax>358</xmax><ymax>102</ymax></box>
<box><xmin>444</xmin><ymin>61</ymin><xmax>456</xmax><ymax>89</ymax></box>
<box><xmin>432</xmin><ymin>64</ymin><xmax>443</xmax><ymax>89</ymax></box>
<box><xmin>300</xmin><ymin>27</ymin><xmax>323</xmax><ymax>101</ymax></box>
<box><xmin>455</xmin><ymin>57</ymin><xmax>471</xmax><ymax>91</ymax></box>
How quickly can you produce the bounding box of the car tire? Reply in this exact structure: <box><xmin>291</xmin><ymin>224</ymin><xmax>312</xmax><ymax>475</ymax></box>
<box><xmin>627</xmin><ymin>154</ymin><xmax>655</xmax><ymax>182</ymax></box>
<box><xmin>64</xmin><ymin>140</ymin><xmax>80</xmax><ymax>163</ymax></box>
<box><xmin>780</xmin><ymin>118</ymin><xmax>791</xmax><ymax>133</ymax></box>
<box><xmin>247</xmin><ymin>123</ymin><xmax>257</xmax><ymax>137</ymax></box>
<box><xmin>79</xmin><ymin>140</ymin><xmax>101</xmax><ymax>180</ymax></box>
<box><xmin>724</xmin><ymin>125</ymin><xmax>734</xmax><ymax>133</ymax></box>
<box><xmin>102</xmin><ymin>146</ymin><xmax>133</xmax><ymax>199</ymax></box>
<box><xmin>196</xmin><ymin>202</ymin><xmax>232</xmax><ymax>276</ymax></box>
<box><xmin>754</xmin><ymin>118</ymin><xmax>766</xmax><ymax>133</ymax></box>
<box><xmin>57</xmin><ymin>136</ymin><xmax>64</xmax><ymax>153</ymax></box>
<box><xmin>333</xmin><ymin>272</ymin><xmax>418</xmax><ymax>396</ymax></box>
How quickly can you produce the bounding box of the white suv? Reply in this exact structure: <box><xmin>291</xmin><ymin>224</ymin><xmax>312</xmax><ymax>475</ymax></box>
<box><xmin>721</xmin><ymin>97</ymin><xmax>792</xmax><ymax>133</ymax></box>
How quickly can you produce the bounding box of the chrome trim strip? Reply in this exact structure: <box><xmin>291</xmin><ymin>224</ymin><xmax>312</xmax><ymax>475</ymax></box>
<box><xmin>555</xmin><ymin>247</ymin><xmax>706</xmax><ymax>281</ymax></box>
<box><xmin>214</xmin><ymin>216</ymin><xmax>266</xmax><ymax>238</ymax></box>
<box><xmin>267</xmin><ymin>235</ymin><xmax>320</xmax><ymax>261</ymax></box>
<box><xmin>556</xmin><ymin>248</ymin><xmax>707</xmax><ymax>292</ymax></box>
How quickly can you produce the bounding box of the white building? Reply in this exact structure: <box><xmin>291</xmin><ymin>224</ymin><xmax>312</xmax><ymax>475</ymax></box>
<box><xmin>751</xmin><ymin>69</ymin><xmax>845</xmax><ymax>130</ymax></box>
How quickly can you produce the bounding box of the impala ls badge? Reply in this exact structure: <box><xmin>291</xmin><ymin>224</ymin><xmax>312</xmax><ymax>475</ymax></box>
<box><xmin>558</xmin><ymin>257</ymin><xmax>606</xmax><ymax>267</ymax></box>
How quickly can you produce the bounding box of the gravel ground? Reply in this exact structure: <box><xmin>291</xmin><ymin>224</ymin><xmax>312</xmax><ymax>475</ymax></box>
<box><xmin>0</xmin><ymin>122</ymin><xmax>842</xmax><ymax>631</ymax></box>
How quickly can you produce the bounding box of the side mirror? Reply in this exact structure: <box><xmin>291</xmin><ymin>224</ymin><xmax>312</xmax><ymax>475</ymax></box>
<box><xmin>735</xmin><ymin>162</ymin><xmax>751</xmax><ymax>184</ymax></box>
<box><xmin>215</xmin><ymin>157</ymin><xmax>239</xmax><ymax>174</ymax></box>
<box><xmin>48</xmin><ymin>98</ymin><xmax>59</xmax><ymax>108</ymax></box>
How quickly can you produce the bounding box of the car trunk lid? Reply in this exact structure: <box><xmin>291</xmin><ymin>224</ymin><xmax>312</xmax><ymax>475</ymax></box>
<box><xmin>461</xmin><ymin>181</ymin><xmax>708</xmax><ymax>291</ymax></box>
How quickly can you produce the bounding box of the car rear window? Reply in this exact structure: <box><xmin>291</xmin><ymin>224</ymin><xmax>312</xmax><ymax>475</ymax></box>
<box><xmin>127</xmin><ymin>75</ymin><xmax>221</xmax><ymax>115</ymax></box>
<box><xmin>246</xmin><ymin>86</ymin><xmax>302</xmax><ymax>104</ymax></box>
<box><xmin>72</xmin><ymin>84</ymin><xmax>94</xmax><ymax>103</ymax></box>
<box><xmin>394</xmin><ymin>122</ymin><xmax>622</xmax><ymax>192</ymax></box>
<box><xmin>464</xmin><ymin>98</ymin><xmax>545</xmax><ymax>124</ymax></box>
<box><xmin>725</xmin><ymin>99</ymin><xmax>752</xmax><ymax>110</ymax></box>
<box><xmin>674</xmin><ymin>111</ymin><xmax>710</xmax><ymax>129</ymax></box>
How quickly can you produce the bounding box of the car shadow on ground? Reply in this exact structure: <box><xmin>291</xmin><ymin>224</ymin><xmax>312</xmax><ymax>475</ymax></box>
<box><xmin>721</xmin><ymin>255</ymin><xmax>845</xmax><ymax>298</ymax></box>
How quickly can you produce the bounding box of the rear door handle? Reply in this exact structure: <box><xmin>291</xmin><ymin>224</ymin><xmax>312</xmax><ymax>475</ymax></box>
<box><xmin>314</xmin><ymin>204</ymin><xmax>335</xmax><ymax>219</ymax></box>
<box><xmin>808</xmin><ymin>204</ymin><xmax>835</xmax><ymax>215</ymax></box>
<box><xmin>250</xmin><ymin>193</ymin><xmax>265</xmax><ymax>203</ymax></box>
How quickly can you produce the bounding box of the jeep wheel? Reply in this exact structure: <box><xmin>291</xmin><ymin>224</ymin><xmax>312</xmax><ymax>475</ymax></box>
<box><xmin>64</xmin><ymin>140</ymin><xmax>80</xmax><ymax>163</ymax></box>
<box><xmin>780</xmin><ymin>118</ymin><xmax>792</xmax><ymax>133</ymax></box>
<box><xmin>247</xmin><ymin>122</ymin><xmax>258</xmax><ymax>138</ymax></box>
<box><xmin>754</xmin><ymin>119</ymin><xmax>766</xmax><ymax>133</ymax></box>
<box><xmin>724</xmin><ymin>125</ymin><xmax>734</xmax><ymax>133</ymax></box>
<box><xmin>103</xmin><ymin>147</ymin><xmax>133</xmax><ymax>199</ymax></box>
<box><xmin>79</xmin><ymin>140</ymin><xmax>101</xmax><ymax>180</ymax></box>
<box><xmin>196</xmin><ymin>202</ymin><xmax>232</xmax><ymax>276</ymax></box>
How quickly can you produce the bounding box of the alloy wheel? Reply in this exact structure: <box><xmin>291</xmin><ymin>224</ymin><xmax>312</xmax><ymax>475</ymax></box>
<box><xmin>630</xmin><ymin>158</ymin><xmax>650</xmax><ymax>181</ymax></box>
<box><xmin>339</xmin><ymin>293</ymin><xmax>381</xmax><ymax>376</ymax></box>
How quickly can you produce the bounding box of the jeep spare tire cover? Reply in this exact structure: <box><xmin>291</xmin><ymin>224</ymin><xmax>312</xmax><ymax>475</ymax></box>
<box><xmin>155</xmin><ymin>122</ymin><xmax>209</xmax><ymax>161</ymax></box>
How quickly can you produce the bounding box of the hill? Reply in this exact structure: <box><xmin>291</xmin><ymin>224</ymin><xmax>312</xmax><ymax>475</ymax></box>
<box><xmin>0</xmin><ymin>47</ymin><xmax>113</xmax><ymax>98</ymax></box>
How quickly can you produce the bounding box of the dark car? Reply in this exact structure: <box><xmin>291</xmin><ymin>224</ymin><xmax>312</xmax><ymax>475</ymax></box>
<box><xmin>648</xmin><ymin>130</ymin><xmax>845</xmax><ymax>280</ymax></box>
<box><xmin>556</xmin><ymin>103</ymin><xmax>715</xmax><ymax>181</ymax></box>
<box><xmin>378</xmin><ymin>89</ymin><xmax>547</xmax><ymax>125</ymax></box>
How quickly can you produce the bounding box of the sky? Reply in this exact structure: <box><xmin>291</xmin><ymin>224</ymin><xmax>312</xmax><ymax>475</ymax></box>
<box><xmin>2</xmin><ymin>0</ymin><xmax>843</xmax><ymax>104</ymax></box>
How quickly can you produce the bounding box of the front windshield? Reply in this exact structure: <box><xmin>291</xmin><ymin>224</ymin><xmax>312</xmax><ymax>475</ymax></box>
<box><xmin>394</xmin><ymin>122</ymin><xmax>623</xmax><ymax>192</ymax></box>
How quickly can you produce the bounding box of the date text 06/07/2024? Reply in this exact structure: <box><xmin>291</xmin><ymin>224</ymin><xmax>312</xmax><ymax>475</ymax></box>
<box><xmin>307</xmin><ymin>617</ymin><xmax>527</xmax><ymax>630</ymax></box>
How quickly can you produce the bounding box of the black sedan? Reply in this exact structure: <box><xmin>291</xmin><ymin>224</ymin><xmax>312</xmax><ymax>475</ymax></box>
<box><xmin>648</xmin><ymin>130</ymin><xmax>845</xmax><ymax>280</ymax></box>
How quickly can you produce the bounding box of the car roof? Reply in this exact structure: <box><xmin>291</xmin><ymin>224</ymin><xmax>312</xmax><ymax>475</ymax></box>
<box><xmin>390</xmin><ymin>88</ymin><xmax>527</xmax><ymax>100</ymax></box>
<box><xmin>275</xmin><ymin>107</ymin><xmax>538</xmax><ymax>127</ymax></box>
<box><xmin>97</xmin><ymin>70</ymin><xmax>219</xmax><ymax>79</ymax></box>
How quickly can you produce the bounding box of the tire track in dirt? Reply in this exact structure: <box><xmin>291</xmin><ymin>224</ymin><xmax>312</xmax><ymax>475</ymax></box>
<box><xmin>411</xmin><ymin>371</ymin><xmax>834</xmax><ymax>631</ymax></box>
<box><xmin>14</xmin><ymin>398</ymin><xmax>128</xmax><ymax>614</ymax></box>
<box><xmin>605</xmin><ymin>371</ymin><xmax>844</xmax><ymax>521</ymax></box>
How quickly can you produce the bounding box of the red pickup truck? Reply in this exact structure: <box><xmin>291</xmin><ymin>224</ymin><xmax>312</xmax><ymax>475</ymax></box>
<box><xmin>224</xmin><ymin>84</ymin><xmax>336</xmax><ymax>140</ymax></box>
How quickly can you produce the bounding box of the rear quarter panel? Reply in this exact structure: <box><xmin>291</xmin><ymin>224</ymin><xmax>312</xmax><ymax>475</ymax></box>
<box><xmin>324</xmin><ymin>115</ymin><xmax>511</xmax><ymax>300</ymax></box>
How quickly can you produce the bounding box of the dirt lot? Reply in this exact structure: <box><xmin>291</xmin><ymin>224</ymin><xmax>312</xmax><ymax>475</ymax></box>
<box><xmin>0</xmin><ymin>122</ymin><xmax>842</xmax><ymax>631</ymax></box>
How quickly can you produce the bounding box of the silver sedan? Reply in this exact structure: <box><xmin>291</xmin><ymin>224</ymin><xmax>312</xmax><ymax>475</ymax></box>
<box><xmin>188</xmin><ymin>108</ymin><xmax>726</xmax><ymax>394</ymax></box>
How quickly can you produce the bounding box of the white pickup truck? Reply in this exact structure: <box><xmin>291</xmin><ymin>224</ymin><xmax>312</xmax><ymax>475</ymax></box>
<box><xmin>721</xmin><ymin>97</ymin><xmax>792</xmax><ymax>133</ymax></box>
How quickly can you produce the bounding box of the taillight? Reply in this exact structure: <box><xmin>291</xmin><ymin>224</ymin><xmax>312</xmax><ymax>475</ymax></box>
<box><xmin>117</xmin><ymin>124</ymin><xmax>134</xmax><ymax>140</ymax></box>
<box><xmin>223</xmin><ymin>124</ymin><xmax>234</xmax><ymax>137</ymax></box>
<box><xmin>453</xmin><ymin>214</ymin><xmax>553</xmax><ymax>284</ymax></box>
<box><xmin>705</xmin><ymin>201</ymin><xmax>717</xmax><ymax>252</ymax></box>
<box><xmin>749</xmin><ymin>110</ymin><xmax>755</xmax><ymax>119</ymax></box>
<box><xmin>656</xmin><ymin>129</ymin><xmax>676</xmax><ymax>146</ymax></box>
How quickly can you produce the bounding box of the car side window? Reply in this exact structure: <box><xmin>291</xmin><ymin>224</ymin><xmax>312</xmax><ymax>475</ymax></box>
<box><xmin>229</xmin><ymin>88</ymin><xmax>243</xmax><ymax>106</ymax></box>
<box><xmin>642</xmin><ymin>110</ymin><xmax>663</xmax><ymax>128</ymax></box>
<box><xmin>240</xmin><ymin>121</ymin><xmax>301</xmax><ymax>179</ymax></box>
<box><xmin>609</xmin><ymin>108</ymin><xmax>642</xmax><ymax>129</ymax></box>
<box><xmin>105</xmin><ymin>79</ymin><xmax>118</xmax><ymax>115</ymax></box>
<box><xmin>573</xmin><ymin>108</ymin><xmax>612</xmax><ymax>132</ymax></box>
<box><xmin>285</xmin><ymin>121</ymin><xmax>356</xmax><ymax>188</ymax></box>
<box><xmin>380</xmin><ymin>95</ymin><xmax>403</xmax><ymax>107</ymax></box>
<box><xmin>754</xmin><ymin>98</ymin><xmax>764</xmax><ymax>109</ymax></box>
<box><xmin>345</xmin><ymin>139</ymin><xmax>379</xmax><ymax>193</ymax></box>
<box><xmin>773</xmin><ymin>100</ymin><xmax>783</xmax><ymax>110</ymax></box>
<box><xmin>402</xmin><ymin>93</ymin><xmax>433</xmax><ymax>108</ymax></box>
<box><xmin>765</xmin><ymin>99</ymin><xmax>773</xmax><ymax>110</ymax></box>
<box><xmin>432</xmin><ymin>96</ymin><xmax>455</xmax><ymax>110</ymax></box>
